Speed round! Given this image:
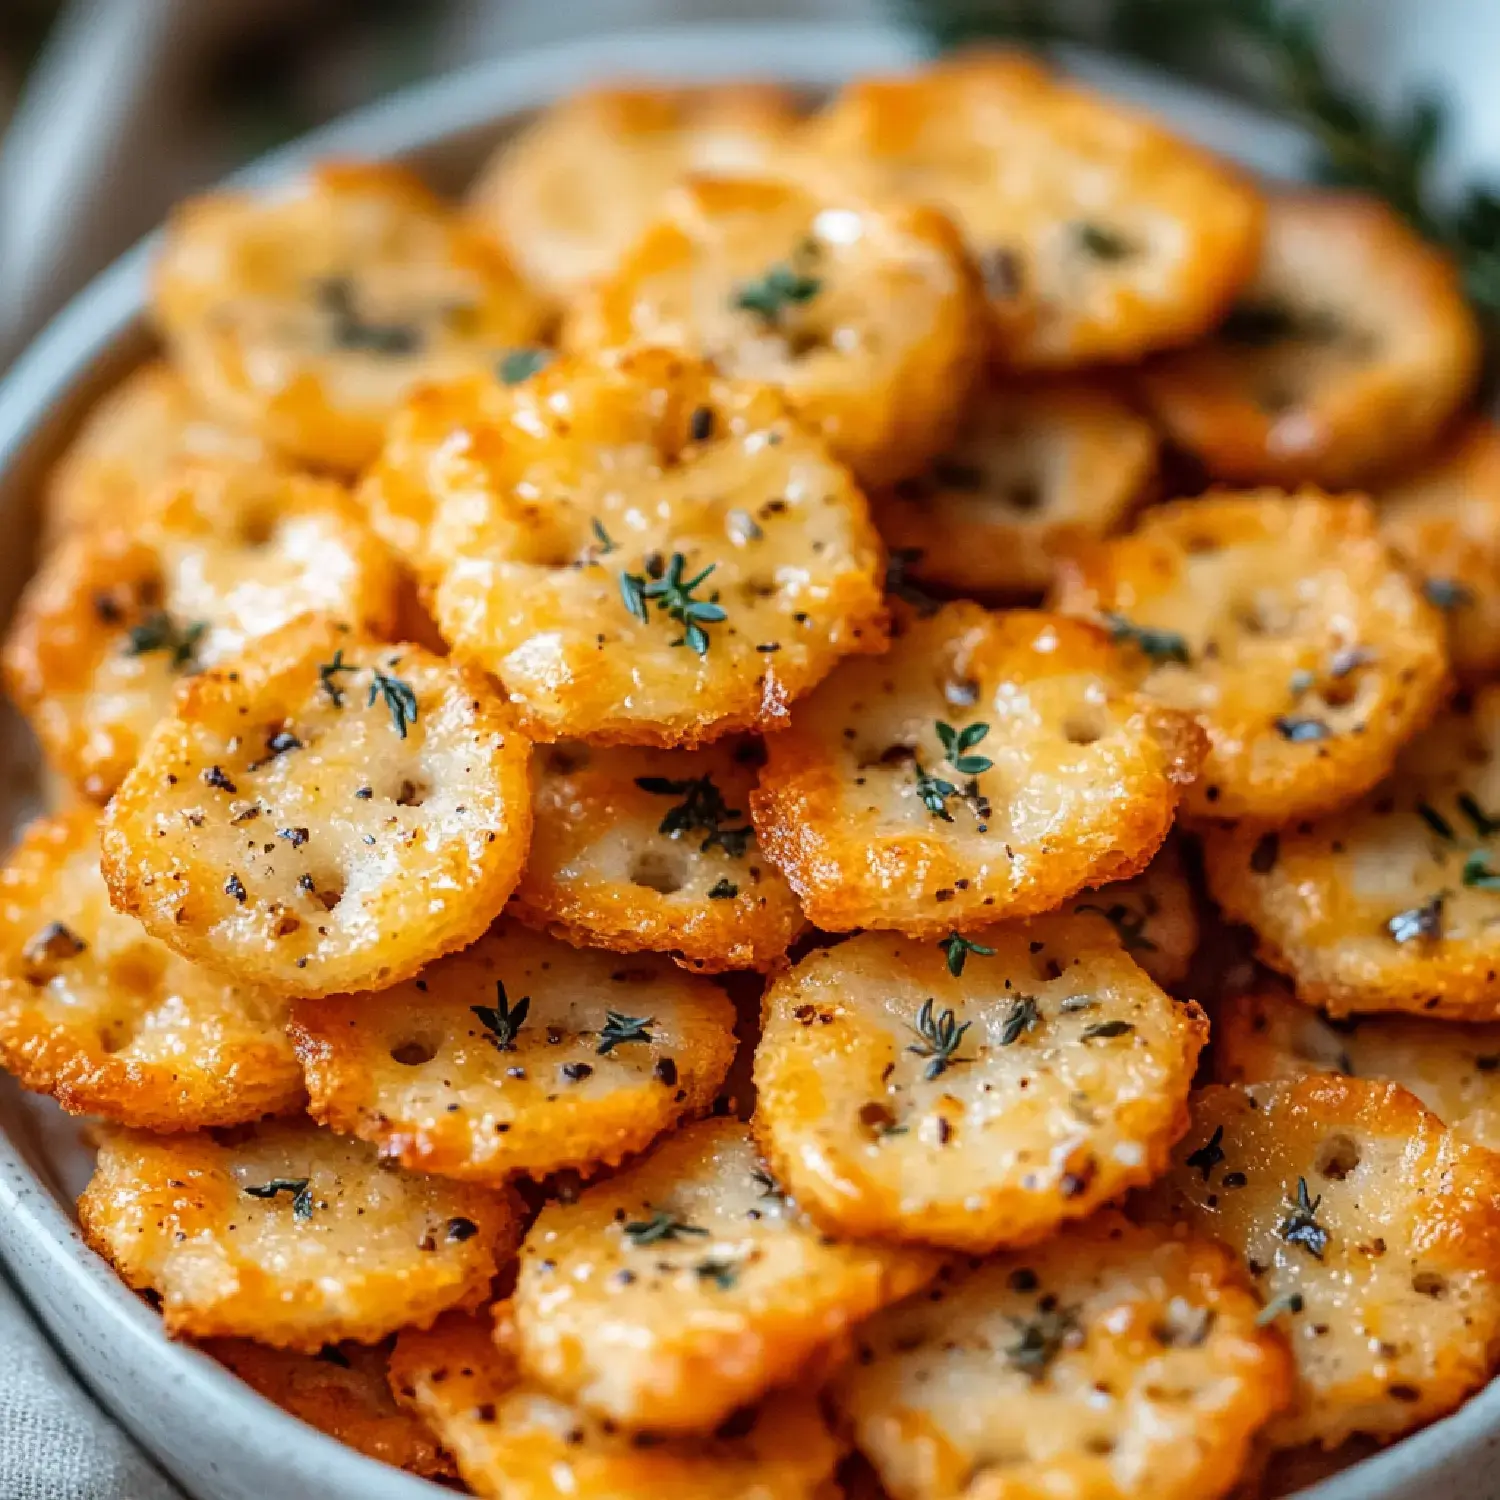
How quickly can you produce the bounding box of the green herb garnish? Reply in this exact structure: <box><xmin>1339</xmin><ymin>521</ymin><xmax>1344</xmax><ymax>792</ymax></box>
<box><xmin>1081</xmin><ymin>1019</ymin><xmax>1135</xmax><ymax>1041</ymax></box>
<box><xmin>1075</xmin><ymin>901</ymin><xmax>1157</xmax><ymax>953</ymax></box>
<box><xmin>1104</xmin><ymin>612</ymin><xmax>1189</xmax><ymax>665</ymax></box>
<box><xmin>472</xmin><ymin>982</ymin><xmax>530</xmax><ymax>1051</ymax></box>
<box><xmin>734</xmin><ymin>261</ymin><xmax>822</xmax><ymax>323</ymax></box>
<box><xmin>369</xmin><ymin>667</ymin><xmax>418</xmax><ymax>738</ymax></box>
<box><xmin>125</xmin><ymin>611</ymin><xmax>207</xmax><ymax>671</ymax></box>
<box><xmin>940</xmin><ymin>931</ymin><xmax>996</xmax><ymax>976</ymax></box>
<box><xmin>1424</xmin><ymin>577</ymin><xmax>1475</xmax><ymax>611</ymax></box>
<box><xmin>935</xmin><ymin>719</ymin><xmax>993</xmax><ymax>775</ymax></box>
<box><xmin>317</xmin><ymin>648</ymin><xmax>356</xmax><ymax>708</ymax></box>
<box><xmin>244</xmin><ymin>1177</ymin><xmax>314</xmax><ymax>1221</ymax></box>
<box><xmin>620</xmin><ymin>552</ymin><xmax>727</xmax><ymax>655</ymax></box>
<box><xmin>1277</xmin><ymin>1177</ymin><xmax>1329</xmax><ymax>1260</ymax></box>
<box><xmin>999</xmin><ymin>994</ymin><xmax>1040</xmax><ymax>1046</ymax></box>
<box><xmin>1185</xmin><ymin>1125</ymin><xmax>1226</xmax><ymax>1181</ymax></box>
<box><xmin>695</xmin><ymin>1258</ymin><xmax>740</xmax><ymax>1290</ymax></box>
<box><xmin>634</xmin><ymin>774</ymin><xmax>752</xmax><ymax>857</ymax></box>
<box><xmin>499</xmin><ymin>347</ymin><xmax>550</xmax><ymax>384</ymax></box>
<box><xmin>597</xmin><ymin>1011</ymin><xmax>654</xmax><ymax>1054</ymax></box>
<box><xmin>623</xmin><ymin>1211</ymin><xmax>708</xmax><ymax>1247</ymax></box>
<box><xmin>1005</xmin><ymin>1304</ymin><xmax>1081</xmax><ymax>1380</ymax></box>
<box><xmin>1463</xmin><ymin>850</ymin><xmax>1500</xmax><ymax>890</ymax></box>
<box><xmin>1073</xmin><ymin>221</ymin><xmax>1133</xmax><ymax>259</ymax></box>
<box><xmin>907</xmin><ymin>997</ymin><xmax>973</xmax><ymax>1080</ymax></box>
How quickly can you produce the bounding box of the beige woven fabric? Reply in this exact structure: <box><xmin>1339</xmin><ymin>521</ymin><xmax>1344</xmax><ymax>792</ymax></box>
<box><xmin>0</xmin><ymin>1267</ymin><xmax>183</xmax><ymax>1500</ymax></box>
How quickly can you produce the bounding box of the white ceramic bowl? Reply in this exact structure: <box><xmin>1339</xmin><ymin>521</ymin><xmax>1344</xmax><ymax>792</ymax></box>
<box><xmin>0</xmin><ymin>22</ymin><xmax>1497</xmax><ymax>1500</ymax></box>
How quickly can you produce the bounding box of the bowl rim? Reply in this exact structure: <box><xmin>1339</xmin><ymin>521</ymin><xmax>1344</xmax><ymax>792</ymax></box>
<box><xmin>0</xmin><ymin>18</ymin><xmax>1494</xmax><ymax>1500</ymax></box>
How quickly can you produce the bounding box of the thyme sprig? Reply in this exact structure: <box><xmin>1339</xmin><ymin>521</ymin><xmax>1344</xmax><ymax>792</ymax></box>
<box><xmin>634</xmin><ymin>773</ymin><xmax>753</xmax><ymax>856</ymax></box>
<box><xmin>620</xmin><ymin>552</ymin><xmax>727</xmax><ymax>655</ymax></box>
<box><xmin>1277</xmin><ymin>1176</ymin><xmax>1330</xmax><ymax>1260</ymax></box>
<box><xmin>597</xmin><ymin>1011</ymin><xmax>655</xmax><ymax>1054</ymax></box>
<box><xmin>907</xmin><ymin>997</ymin><xmax>973</xmax><ymax>1079</ymax></box>
<box><xmin>473</xmin><ymin>981</ymin><xmax>530</xmax><ymax>1051</ymax></box>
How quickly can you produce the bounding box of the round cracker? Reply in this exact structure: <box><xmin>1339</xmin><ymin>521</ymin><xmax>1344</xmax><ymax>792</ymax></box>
<box><xmin>1214</xmin><ymin>984</ymin><xmax>1500</xmax><ymax>1153</ymax></box>
<box><xmin>100</xmin><ymin>614</ymin><xmax>532</xmax><ymax>998</ymax></box>
<box><xmin>41</xmin><ymin>361</ymin><xmax>274</xmax><ymax>548</ymax></box>
<box><xmin>366</xmin><ymin>347</ymin><xmax>887</xmax><ymax>745</ymax></box>
<box><xmin>78</xmin><ymin>1117</ymin><xmax>520</xmax><ymax>1349</ymax></box>
<box><xmin>830</xmin><ymin>1211</ymin><xmax>1290</xmax><ymax>1500</ymax></box>
<box><xmin>289</xmin><ymin>920</ymin><xmax>737</xmax><ymax>1183</ymax></box>
<box><xmin>204</xmin><ymin>1339</ymin><xmax>455</xmax><ymax>1479</ymax></box>
<box><xmin>805</xmin><ymin>52</ymin><xmax>1264</xmax><ymax>367</ymax></box>
<box><xmin>467</xmin><ymin>84</ymin><xmax>800</xmax><ymax>305</ymax></box>
<box><xmin>564</xmin><ymin>172</ymin><xmax>986</xmax><ymax>487</ymax></box>
<box><xmin>872</xmin><ymin>377</ymin><xmax>1157</xmax><ymax>597</ymax></box>
<box><xmin>1140</xmin><ymin>1077</ymin><xmax>1500</xmax><ymax>1449</ymax></box>
<box><xmin>512</xmin><ymin>1117</ymin><xmax>938</xmax><ymax>1433</ymax></box>
<box><xmin>511</xmin><ymin>739</ymin><xmax>804</xmax><ymax>973</ymax></box>
<box><xmin>750</xmin><ymin>603</ymin><xmax>1203</xmax><ymax>936</ymax></box>
<box><xmin>389</xmin><ymin>1308</ymin><xmax>846</xmax><ymax>1500</ymax></box>
<box><xmin>752</xmin><ymin>915</ymin><xmax>1207</xmax><ymax>1251</ymax></box>
<box><xmin>152</xmin><ymin>162</ymin><xmax>547</xmax><ymax>471</ymax></box>
<box><xmin>1380</xmin><ymin>419</ymin><xmax>1500</xmax><ymax>684</ymax></box>
<box><xmin>1202</xmin><ymin>688</ymin><xmax>1500</xmax><ymax>1021</ymax></box>
<box><xmin>4</xmin><ymin>460</ymin><xmax>400</xmax><ymax>801</ymax></box>
<box><xmin>0</xmin><ymin>807</ymin><xmax>302</xmax><ymax>1129</ymax></box>
<box><xmin>1141</xmin><ymin>193</ymin><xmax>1480</xmax><ymax>488</ymax></box>
<box><xmin>1053</xmin><ymin>491</ymin><xmax>1449</xmax><ymax>823</ymax></box>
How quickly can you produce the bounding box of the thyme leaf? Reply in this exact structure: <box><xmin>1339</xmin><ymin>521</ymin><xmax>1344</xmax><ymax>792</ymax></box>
<box><xmin>1104</xmin><ymin>612</ymin><xmax>1190</xmax><ymax>665</ymax></box>
<box><xmin>125</xmin><ymin>611</ymin><xmax>207</xmax><ymax>671</ymax></box>
<box><xmin>1277</xmin><ymin>1177</ymin><xmax>1329</xmax><ymax>1260</ymax></box>
<box><xmin>999</xmin><ymin>994</ymin><xmax>1040</xmax><ymax>1046</ymax></box>
<box><xmin>1005</xmin><ymin>1304</ymin><xmax>1081</xmax><ymax>1380</ymax></box>
<box><xmin>243</xmin><ymin>1177</ymin><xmax>314</xmax><ymax>1222</ymax></box>
<box><xmin>1185</xmin><ymin>1125</ymin><xmax>1226</xmax><ymax>1181</ymax></box>
<box><xmin>940</xmin><ymin>931</ymin><xmax>997</xmax><ymax>976</ymax></box>
<box><xmin>634</xmin><ymin>774</ymin><xmax>752</xmax><ymax>856</ymax></box>
<box><xmin>619</xmin><ymin>552</ymin><xmax>727</xmax><ymax>654</ymax></box>
<box><xmin>472</xmin><ymin>981</ymin><xmax>530</xmax><ymax>1051</ymax></box>
<box><xmin>498</xmin><ymin>347</ymin><xmax>550</xmax><ymax>384</ymax></box>
<box><xmin>368</xmin><ymin>668</ymin><xmax>419</xmax><ymax>738</ymax></box>
<box><xmin>623</xmin><ymin>1210</ymin><xmax>708</xmax><ymax>1247</ymax></box>
<box><xmin>935</xmin><ymin>719</ymin><xmax>993</xmax><ymax>776</ymax></box>
<box><xmin>597</xmin><ymin>1011</ymin><xmax>654</xmax><ymax>1054</ymax></box>
<box><xmin>907</xmin><ymin>997</ymin><xmax>972</xmax><ymax>1080</ymax></box>
<box><xmin>317</xmin><ymin>649</ymin><xmax>356</xmax><ymax>707</ymax></box>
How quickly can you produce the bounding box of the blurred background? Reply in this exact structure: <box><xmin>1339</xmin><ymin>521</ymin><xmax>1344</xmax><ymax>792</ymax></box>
<box><xmin>1</xmin><ymin>0</ymin><xmax>1498</xmax><ymax>367</ymax></box>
